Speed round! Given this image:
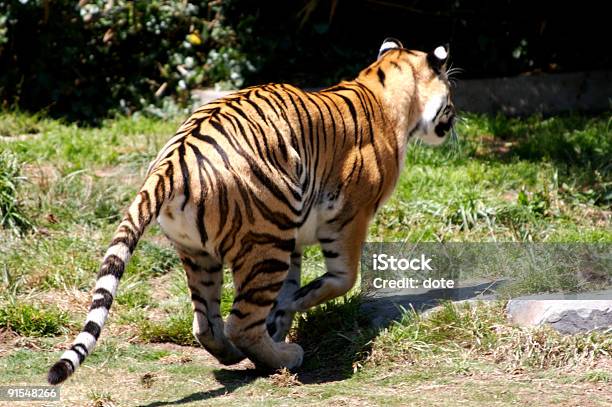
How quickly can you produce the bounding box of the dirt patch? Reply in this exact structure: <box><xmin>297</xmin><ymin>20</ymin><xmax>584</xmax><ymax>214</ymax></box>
<box><xmin>475</xmin><ymin>135</ymin><xmax>517</xmax><ymax>158</ymax></box>
<box><xmin>0</xmin><ymin>328</ymin><xmax>19</xmax><ymax>356</ymax></box>
<box><xmin>443</xmin><ymin>374</ymin><xmax>608</xmax><ymax>406</ymax></box>
<box><xmin>581</xmin><ymin>207</ymin><xmax>612</xmax><ymax>227</ymax></box>
<box><xmin>94</xmin><ymin>165</ymin><xmax>142</xmax><ymax>185</ymax></box>
<box><xmin>501</xmin><ymin>190</ymin><xmax>519</xmax><ymax>202</ymax></box>
<box><xmin>148</xmin><ymin>273</ymin><xmax>178</xmax><ymax>305</ymax></box>
<box><xmin>22</xmin><ymin>163</ymin><xmax>60</xmax><ymax>188</ymax></box>
<box><xmin>147</xmin><ymin>234</ymin><xmax>174</xmax><ymax>249</ymax></box>
<box><xmin>33</xmin><ymin>288</ymin><xmax>91</xmax><ymax>315</ymax></box>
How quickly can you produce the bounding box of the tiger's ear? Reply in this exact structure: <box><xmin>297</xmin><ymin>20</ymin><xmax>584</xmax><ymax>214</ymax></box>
<box><xmin>427</xmin><ymin>44</ymin><xmax>449</xmax><ymax>74</ymax></box>
<box><xmin>378</xmin><ymin>37</ymin><xmax>403</xmax><ymax>59</ymax></box>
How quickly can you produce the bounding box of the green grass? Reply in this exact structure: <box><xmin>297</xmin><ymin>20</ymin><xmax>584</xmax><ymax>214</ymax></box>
<box><xmin>125</xmin><ymin>239</ymin><xmax>181</xmax><ymax>278</ymax></box>
<box><xmin>292</xmin><ymin>295</ymin><xmax>371</xmax><ymax>375</ymax></box>
<box><xmin>138</xmin><ymin>305</ymin><xmax>197</xmax><ymax>346</ymax></box>
<box><xmin>4</xmin><ymin>114</ymin><xmax>180</xmax><ymax>170</ymax></box>
<box><xmin>0</xmin><ymin>110</ymin><xmax>610</xmax><ymax>405</ymax></box>
<box><xmin>115</xmin><ymin>276</ymin><xmax>154</xmax><ymax>308</ymax></box>
<box><xmin>370</xmin><ymin>112</ymin><xmax>612</xmax><ymax>242</ymax></box>
<box><xmin>0</xmin><ymin>300</ymin><xmax>74</xmax><ymax>337</ymax></box>
<box><xmin>0</xmin><ymin>150</ymin><xmax>33</xmax><ymax>233</ymax></box>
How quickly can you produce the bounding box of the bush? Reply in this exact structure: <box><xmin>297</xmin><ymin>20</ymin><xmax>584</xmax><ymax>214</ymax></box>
<box><xmin>1</xmin><ymin>1</ymin><xmax>609</xmax><ymax>122</ymax></box>
<box><xmin>0</xmin><ymin>0</ymin><xmax>254</xmax><ymax>123</ymax></box>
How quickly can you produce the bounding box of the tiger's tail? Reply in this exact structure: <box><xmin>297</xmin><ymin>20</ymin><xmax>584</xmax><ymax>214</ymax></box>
<box><xmin>47</xmin><ymin>164</ymin><xmax>172</xmax><ymax>385</ymax></box>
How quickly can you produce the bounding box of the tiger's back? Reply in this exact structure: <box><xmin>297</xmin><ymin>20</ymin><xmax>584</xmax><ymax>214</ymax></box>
<box><xmin>156</xmin><ymin>81</ymin><xmax>399</xmax><ymax>249</ymax></box>
<box><xmin>48</xmin><ymin>38</ymin><xmax>455</xmax><ymax>384</ymax></box>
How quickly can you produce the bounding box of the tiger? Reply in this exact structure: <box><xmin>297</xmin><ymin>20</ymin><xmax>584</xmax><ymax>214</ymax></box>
<box><xmin>47</xmin><ymin>37</ymin><xmax>455</xmax><ymax>385</ymax></box>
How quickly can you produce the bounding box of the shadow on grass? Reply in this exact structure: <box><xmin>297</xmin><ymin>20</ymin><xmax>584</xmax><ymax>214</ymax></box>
<box><xmin>138</xmin><ymin>369</ymin><xmax>260</xmax><ymax>407</ymax></box>
<box><xmin>290</xmin><ymin>295</ymin><xmax>378</xmax><ymax>384</ymax></box>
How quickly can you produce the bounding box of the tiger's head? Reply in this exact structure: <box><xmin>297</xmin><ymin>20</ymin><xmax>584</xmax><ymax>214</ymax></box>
<box><xmin>362</xmin><ymin>38</ymin><xmax>456</xmax><ymax>146</ymax></box>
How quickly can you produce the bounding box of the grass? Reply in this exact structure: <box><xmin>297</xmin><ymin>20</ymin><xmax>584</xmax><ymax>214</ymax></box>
<box><xmin>372</xmin><ymin>113</ymin><xmax>612</xmax><ymax>242</ymax></box>
<box><xmin>291</xmin><ymin>295</ymin><xmax>371</xmax><ymax>376</ymax></box>
<box><xmin>0</xmin><ymin>109</ymin><xmax>610</xmax><ymax>405</ymax></box>
<box><xmin>0</xmin><ymin>150</ymin><xmax>33</xmax><ymax>233</ymax></box>
<box><xmin>138</xmin><ymin>306</ymin><xmax>197</xmax><ymax>346</ymax></box>
<box><xmin>369</xmin><ymin>301</ymin><xmax>610</xmax><ymax>370</ymax></box>
<box><xmin>0</xmin><ymin>299</ymin><xmax>74</xmax><ymax>337</ymax></box>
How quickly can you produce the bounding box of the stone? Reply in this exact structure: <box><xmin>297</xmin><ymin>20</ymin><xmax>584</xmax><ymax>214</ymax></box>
<box><xmin>191</xmin><ymin>89</ymin><xmax>231</xmax><ymax>108</ymax></box>
<box><xmin>506</xmin><ymin>290</ymin><xmax>612</xmax><ymax>334</ymax></box>
<box><xmin>359</xmin><ymin>279</ymin><xmax>504</xmax><ymax>330</ymax></box>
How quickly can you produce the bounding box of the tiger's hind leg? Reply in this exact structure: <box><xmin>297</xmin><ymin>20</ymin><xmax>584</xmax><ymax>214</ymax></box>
<box><xmin>225</xmin><ymin>242</ymin><xmax>303</xmax><ymax>370</ymax></box>
<box><xmin>266</xmin><ymin>251</ymin><xmax>301</xmax><ymax>342</ymax></box>
<box><xmin>178</xmin><ymin>250</ymin><xmax>245</xmax><ymax>365</ymax></box>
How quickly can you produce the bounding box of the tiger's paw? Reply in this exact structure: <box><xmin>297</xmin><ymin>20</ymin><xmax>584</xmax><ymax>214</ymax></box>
<box><xmin>201</xmin><ymin>341</ymin><xmax>246</xmax><ymax>365</ymax></box>
<box><xmin>216</xmin><ymin>348</ymin><xmax>246</xmax><ymax>366</ymax></box>
<box><xmin>274</xmin><ymin>342</ymin><xmax>303</xmax><ymax>370</ymax></box>
<box><xmin>215</xmin><ymin>345</ymin><xmax>246</xmax><ymax>366</ymax></box>
<box><xmin>266</xmin><ymin>310</ymin><xmax>294</xmax><ymax>342</ymax></box>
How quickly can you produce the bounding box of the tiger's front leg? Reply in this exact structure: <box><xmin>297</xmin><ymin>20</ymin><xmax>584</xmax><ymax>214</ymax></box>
<box><xmin>286</xmin><ymin>210</ymin><xmax>370</xmax><ymax>313</ymax></box>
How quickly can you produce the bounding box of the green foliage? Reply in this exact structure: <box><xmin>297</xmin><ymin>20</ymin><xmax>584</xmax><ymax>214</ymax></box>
<box><xmin>223</xmin><ymin>2</ymin><xmax>609</xmax><ymax>87</ymax></box>
<box><xmin>0</xmin><ymin>150</ymin><xmax>32</xmax><ymax>233</ymax></box>
<box><xmin>126</xmin><ymin>240</ymin><xmax>180</xmax><ymax>278</ymax></box>
<box><xmin>383</xmin><ymin>302</ymin><xmax>503</xmax><ymax>353</ymax></box>
<box><xmin>2</xmin><ymin>1</ymin><xmax>610</xmax><ymax>125</ymax></box>
<box><xmin>0</xmin><ymin>1</ymin><xmax>253</xmax><ymax>122</ymax></box>
<box><xmin>0</xmin><ymin>300</ymin><xmax>73</xmax><ymax>337</ymax></box>
<box><xmin>1</xmin><ymin>232</ymin><xmax>101</xmax><ymax>293</ymax></box>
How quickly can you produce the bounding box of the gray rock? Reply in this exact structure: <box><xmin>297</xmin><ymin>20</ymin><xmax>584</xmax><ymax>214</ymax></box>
<box><xmin>506</xmin><ymin>290</ymin><xmax>612</xmax><ymax>334</ymax></box>
<box><xmin>191</xmin><ymin>89</ymin><xmax>232</xmax><ymax>108</ymax></box>
<box><xmin>359</xmin><ymin>279</ymin><xmax>504</xmax><ymax>330</ymax></box>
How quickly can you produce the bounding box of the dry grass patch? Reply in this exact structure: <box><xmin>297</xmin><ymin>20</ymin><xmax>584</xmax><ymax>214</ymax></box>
<box><xmin>269</xmin><ymin>368</ymin><xmax>302</xmax><ymax>388</ymax></box>
<box><xmin>367</xmin><ymin>301</ymin><xmax>611</xmax><ymax>374</ymax></box>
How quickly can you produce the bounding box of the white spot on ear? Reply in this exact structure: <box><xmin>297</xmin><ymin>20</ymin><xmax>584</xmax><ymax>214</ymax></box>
<box><xmin>378</xmin><ymin>40</ymin><xmax>401</xmax><ymax>58</ymax></box>
<box><xmin>380</xmin><ymin>41</ymin><xmax>399</xmax><ymax>53</ymax></box>
<box><xmin>434</xmin><ymin>46</ymin><xmax>447</xmax><ymax>60</ymax></box>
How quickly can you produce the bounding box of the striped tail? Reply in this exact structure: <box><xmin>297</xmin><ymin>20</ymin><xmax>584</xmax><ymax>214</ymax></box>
<box><xmin>47</xmin><ymin>168</ymin><xmax>170</xmax><ymax>385</ymax></box>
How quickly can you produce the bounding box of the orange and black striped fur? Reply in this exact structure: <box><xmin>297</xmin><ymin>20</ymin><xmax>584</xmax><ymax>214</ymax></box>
<box><xmin>48</xmin><ymin>38</ymin><xmax>455</xmax><ymax>384</ymax></box>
